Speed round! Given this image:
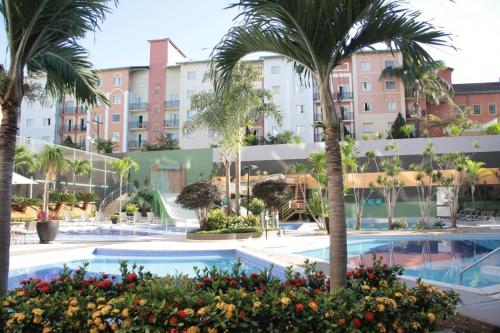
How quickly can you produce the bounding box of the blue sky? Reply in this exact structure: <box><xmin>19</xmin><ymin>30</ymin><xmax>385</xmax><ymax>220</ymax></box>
<box><xmin>1</xmin><ymin>0</ymin><xmax>499</xmax><ymax>83</ymax></box>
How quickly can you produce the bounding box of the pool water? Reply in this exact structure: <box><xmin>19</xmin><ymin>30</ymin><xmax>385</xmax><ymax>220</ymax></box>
<box><xmin>296</xmin><ymin>239</ymin><xmax>500</xmax><ymax>288</ymax></box>
<box><xmin>8</xmin><ymin>250</ymin><xmax>272</xmax><ymax>290</ymax></box>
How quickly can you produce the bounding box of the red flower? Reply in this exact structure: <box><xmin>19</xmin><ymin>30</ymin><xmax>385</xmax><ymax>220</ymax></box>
<box><xmin>338</xmin><ymin>318</ymin><xmax>345</xmax><ymax>325</ymax></box>
<box><xmin>255</xmin><ymin>290</ymin><xmax>262</xmax><ymax>296</ymax></box>
<box><xmin>239</xmin><ymin>311</ymin><xmax>247</xmax><ymax>319</ymax></box>
<box><xmin>368</xmin><ymin>273</ymin><xmax>376</xmax><ymax>280</ymax></box>
<box><xmin>347</xmin><ymin>271</ymin><xmax>353</xmax><ymax>277</ymax></box>
<box><xmin>169</xmin><ymin>329</ymin><xmax>178</xmax><ymax>333</ymax></box>
<box><xmin>38</xmin><ymin>286</ymin><xmax>49</xmax><ymax>293</ymax></box>
<box><xmin>177</xmin><ymin>309</ymin><xmax>186</xmax><ymax>320</ymax></box>
<box><xmin>19</xmin><ymin>280</ymin><xmax>29</xmax><ymax>285</ymax></box>
<box><xmin>196</xmin><ymin>299</ymin><xmax>205</xmax><ymax>306</ymax></box>
<box><xmin>295</xmin><ymin>303</ymin><xmax>304</xmax><ymax>313</ymax></box>
<box><xmin>352</xmin><ymin>317</ymin><xmax>362</xmax><ymax>328</ymax></box>
<box><xmin>229</xmin><ymin>280</ymin><xmax>238</xmax><ymax>287</ymax></box>
<box><xmin>126</xmin><ymin>273</ymin><xmax>137</xmax><ymax>281</ymax></box>
<box><xmin>364</xmin><ymin>311</ymin><xmax>375</xmax><ymax>321</ymax></box>
<box><xmin>250</xmin><ymin>273</ymin><xmax>258</xmax><ymax>279</ymax></box>
<box><xmin>196</xmin><ymin>281</ymin><xmax>205</xmax><ymax>287</ymax></box>
<box><xmin>169</xmin><ymin>316</ymin><xmax>178</xmax><ymax>325</ymax></box>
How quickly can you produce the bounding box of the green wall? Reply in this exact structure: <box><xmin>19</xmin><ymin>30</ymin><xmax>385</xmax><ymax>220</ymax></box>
<box><xmin>344</xmin><ymin>202</ymin><xmax>437</xmax><ymax>219</ymax></box>
<box><xmin>127</xmin><ymin>148</ymin><xmax>213</xmax><ymax>190</ymax></box>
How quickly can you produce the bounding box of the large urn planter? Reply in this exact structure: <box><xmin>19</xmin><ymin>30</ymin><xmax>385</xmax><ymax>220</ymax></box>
<box><xmin>36</xmin><ymin>220</ymin><xmax>60</xmax><ymax>244</ymax></box>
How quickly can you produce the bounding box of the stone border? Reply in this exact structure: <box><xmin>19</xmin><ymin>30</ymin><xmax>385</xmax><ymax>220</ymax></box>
<box><xmin>186</xmin><ymin>230</ymin><xmax>280</xmax><ymax>240</ymax></box>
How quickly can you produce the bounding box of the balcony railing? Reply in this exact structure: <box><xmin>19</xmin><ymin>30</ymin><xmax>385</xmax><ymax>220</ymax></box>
<box><xmin>341</xmin><ymin>111</ymin><xmax>354</xmax><ymax>121</ymax></box>
<box><xmin>128</xmin><ymin>140</ymin><xmax>146</xmax><ymax>149</ymax></box>
<box><xmin>334</xmin><ymin>91</ymin><xmax>353</xmax><ymax>100</ymax></box>
<box><xmin>313</xmin><ymin>92</ymin><xmax>320</xmax><ymax>101</ymax></box>
<box><xmin>164</xmin><ymin>119</ymin><xmax>179</xmax><ymax>128</ymax></box>
<box><xmin>63</xmin><ymin>106</ymin><xmax>88</xmax><ymax>114</ymax></box>
<box><xmin>314</xmin><ymin>133</ymin><xmax>325</xmax><ymax>142</ymax></box>
<box><xmin>164</xmin><ymin>100</ymin><xmax>180</xmax><ymax>108</ymax></box>
<box><xmin>75</xmin><ymin>141</ymin><xmax>86</xmax><ymax>150</ymax></box>
<box><xmin>129</xmin><ymin>102</ymin><xmax>148</xmax><ymax>111</ymax></box>
<box><xmin>313</xmin><ymin>113</ymin><xmax>322</xmax><ymax>122</ymax></box>
<box><xmin>128</xmin><ymin>121</ymin><xmax>148</xmax><ymax>129</ymax></box>
<box><xmin>61</xmin><ymin>125</ymin><xmax>87</xmax><ymax>132</ymax></box>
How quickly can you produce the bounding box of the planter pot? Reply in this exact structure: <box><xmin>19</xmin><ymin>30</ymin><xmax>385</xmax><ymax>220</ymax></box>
<box><xmin>36</xmin><ymin>220</ymin><xmax>60</xmax><ymax>244</ymax></box>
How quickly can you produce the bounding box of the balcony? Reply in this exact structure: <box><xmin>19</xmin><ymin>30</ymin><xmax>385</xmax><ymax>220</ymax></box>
<box><xmin>334</xmin><ymin>91</ymin><xmax>353</xmax><ymax>101</ymax></box>
<box><xmin>128</xmin><ymin>121</ymin><xmax>148</xmax><ymax>130</ymax></box>
<box><xmin>75</xmin><ymin>141</ymin><xmax>86</xmax><ymax>150</ymax></box>
<box><xmin>313</xmin><ymin>112</ymin><xmax>322</xmax><ymax>122</ymax></box>
<box><xmin>63</xmin><ymin>106</ymin><xmax>88</xmax><ymax>114</ymax></box>
<box><xmin>164</xmin><ymin>119</ymin><xmax>179</xmax><ymax>128</ymax></box>
<box><xmin>341</xmin><ymin>111</ymin><xmax>354</xmax><ymax>121</ymax></box>
<box><xmin>129</xmin><ymin>102</ymin><xmax>148</xmax><ymax>111</ymax></box>
<box><xmin>61</xmin><ymin>125</ymin><xmax>87</xmax><ymax>132</ymax></box>
<box><xmin>164</xmin><ymin>100</ymin><xmax>180</xmax><ymax>108</ymax></box>
<box><xmin>128</xmin><ymin>140</ymin><xmax>145</xmax><ymax>149</ymax></box>
<box><xmin>313</xmin><ymin>92</ymin><xmax>320</xmax><ymax>101</ymax></box>
<box><xmin>314</xmin><ymin>132</ymin><xmax>325</xmax><ymax>142</ymax></box>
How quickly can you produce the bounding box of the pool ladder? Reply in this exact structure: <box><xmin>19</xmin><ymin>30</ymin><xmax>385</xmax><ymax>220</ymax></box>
<box><xmin>458</xmin><ymin>247</ymin><xmax>500</xmax><ymax>284</ymax></box>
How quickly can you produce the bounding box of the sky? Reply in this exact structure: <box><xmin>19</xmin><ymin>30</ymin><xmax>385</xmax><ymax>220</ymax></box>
<box><xmin>1</xmin><ymin>0</ymin><xmax>499</xmax><ymax>84</ymax></box>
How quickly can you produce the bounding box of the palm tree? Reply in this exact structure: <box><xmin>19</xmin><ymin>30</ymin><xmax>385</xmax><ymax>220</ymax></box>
<box><xmin>212</xmin><ymin>0</ymin><xmax>450</xmax><ymax>288</ymax></box>
<box><xmin>184</xmin><ymin>63</ymin><xmax>281</xmax><ymax>215</ymax></box>
<box><xmin>0</xmin><ymin>0</ymin><xmax>114</xmax><ymax>293</ymax></box>
<box><xmin>464</xmin><ymin>159</ymin><xmax>490</xmax><ymax>209</ymax></box>
<box><xmin>14</xmin><ymin>146</ymin><xmax>37</xmax><ymax>174</ymax></box>
<box><xmin>108</xmin><ymin>157</ymin><xmax>139</xmax><ymax>212</ymax></box>
<box><xmin>37</xmin><ymin>146</ymin><xmax>68</xmax><ymax>219</ymax></box>
<box><xmin>66</xmin><ymin>160</ymin><xmax>93</xmax><ymax>193</ymax></box>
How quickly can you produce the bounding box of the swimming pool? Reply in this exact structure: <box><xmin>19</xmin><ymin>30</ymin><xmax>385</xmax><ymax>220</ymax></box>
<box><xmin>296</xmin><ymin>237</ymin><xmax>500</xmax><ymax>288</ymax></box>
<box><xmin>8</xmin><ymin>249</ymin><xmax>283</xmax><ymax>290</ymax></box>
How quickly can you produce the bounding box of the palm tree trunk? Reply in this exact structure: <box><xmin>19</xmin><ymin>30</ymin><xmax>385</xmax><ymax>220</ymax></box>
<box><xmin>224</xmin><ymin>160</ymin><xmax>232</xmax><ymax>215</ymax></box>
<box><xmin>471</xmin><ymin>185</ymin><xmax>475</xmax><ymax>209</ymax></box>
<box><xmin>118</xmin><ymin>177</ymin><xmax>123</xmax><ymax>213</ymax></box>
<box><xmin>43</xmin><ymin>175</ymin><xmax>49</xmax><ymax>218</ymax></box>
<box><xmin>0</xmin><ymin>103</ymin><xmax>19</xmax><ymax>293</ymax></box>
<box><xmin>235</xmin><ymin>147</ymin><xmax>241</xmax><ymax>216</ymax></box>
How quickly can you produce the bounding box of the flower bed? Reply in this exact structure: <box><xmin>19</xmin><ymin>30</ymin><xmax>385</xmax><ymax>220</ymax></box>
<box><xmin>0</xmin><ymin>259</ymin><xmax>459</xmax><ymax>332</ymax></box>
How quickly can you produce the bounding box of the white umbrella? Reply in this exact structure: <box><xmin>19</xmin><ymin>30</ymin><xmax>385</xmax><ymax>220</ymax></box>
<box><xmin>12</xmin><ymin>172</ymin><xmax>37</xmax><ymax>185</ymax></box>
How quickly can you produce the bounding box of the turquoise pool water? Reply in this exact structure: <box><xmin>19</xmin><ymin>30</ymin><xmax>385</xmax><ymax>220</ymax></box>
<box><xmin>296</xmin><ymin>239</ymin><xmax>500</xmax><ymax>288</ymax></box>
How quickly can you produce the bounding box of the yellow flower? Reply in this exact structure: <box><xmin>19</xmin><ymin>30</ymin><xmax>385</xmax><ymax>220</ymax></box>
<box><xmin>216</xmin><ymin>302</ymin><xmax>225</xmax><ymax>310</ymax></box>
<box><xmin>16</xmin><ymin>291</ymin><xmax>25</xmax><ymax>297</ymax></box>
<box><xmin>100</xmin><ymin>305</ymin><xmax>112</xmax><ymax>316</ymax></box>
<box><xmin>324</xmin><ymin>310</ymin><xmax>335</xmax><ymax>319</ymax></box>
<box><xmin>371</xmin><ymin>287</ymin><xmax>378</xmax><ymax>292</ymax></box>
<box><xmin>377</xmin><ymin>304</ymin><xmax>385</xmax><ymax>312</ymax></box>
<box><xmin>362</xmin><ymin>284</ymin><xmax>371</xmax><ymax>292</ymax></box>
<box><xmin>394</xmin><ymin>292</ymin><xmax>403</xmax><ymax>298</ymax></box>
<box><xmin>112</xmin><ymin>308</ymin><xmax>121</xmax><ymax>315</ymax></box>
<box><xmin>197</xmin><ymin>307</ymin><xmax>207</xmax><ymax>316</ymax></box>
<box><xmin>138</xmin><ymin>299</ymin><xmax>147</xmax><ymax>306</ymax></box>
<box><xmin>207</xmin><ymin>328</ymin><xmax>217</xmax><ymax>333</ymax></box>
<box><xmin>214</xmin><ymin>296</ymin><xmax>222</xmax><ymax>302</ymax></box>
<box><xmin>32</xmin><ymin>308</ymin><xmax>44</xmax><ymax>316</ymax></box>
<box><xmin>12</xmin><ymin>313</ymin><xmax>26</xmax><ymax>323</ymax></box>
<box><xmin>87</xmin><ymin>303</ymin><xmax>96</xmax><ymax>310</ymax></box>
<box><xmin>70</xmin><ymin>298</ymin><xmax>78</xmax><ymax>306</ymax></box>
<box><xmin>309</xmin><ymin>302</ymin><xmax>319</xmax><ymax>312</ymax></box>
<box><xmin>89</xmin><ymin>328</ymin><xmax>98</xmax><ymax>333</ymax></box>
<box><xmin>92</xmin><ymin>311</ymin><xmax>101</xmax><ymax>319</ymax></box>
<box><xmin>98</xmin><ymin>323</ymin><xmax>106</xmax><ymax>331</ymax></box>
<box><xmin>411</xmin><ymin>322</ymin><xmax>420</xmax><ymax>329</ymax></box>
<box><xmin>187</xmin><ymin>327</ymin><xmax>200</xmax><ymax>333</ymax></box>
<box><xmin>42</xmin><ymin>327</ymin><xmax>53</xmax><ymax>333</ymax></box>
<box><xmin>253</xmin><ymin>301</ymin><xmax>261</xmax><ymax>310</ymax></box>
<box><xmin>93</xmin><ymin>317</ymin><xmax>102</xmax><ymax>326</ymax></box>
<box><xmin>123</xmin><ymin>319</ymin><xmax>132</xmax><ymax>328</ymax></box>
<box><xmin>408</xmin><ymin>295</ymin><xmax>417</xmax><ymax>303</ymax></box>
<box><xmin>280</xmin><ymin>297</ymin><xmax>291</xmax><ymax>307</ymax></box>
<box><xmin>121</xmin><ymin>309</ymin><xmax>129</xmax><ymax>318</ymax></box>
<box><xmin>225</xmin><ymin>304</ymin><xmax>236</xmax><ymax>319</ymax></box>
<box><xmin>184</xmin><ymin>308</ymin><xmax>194</xmax><ymax>316</ymax></box>
<box><xmin>111</xmin><ymin>322</ymin><xmax>119</xmax><ymax>331</ymax></box>
<box><xmin>377</xmin><ymin>322</ymin><xmax>386</xmax><ymax>333</ymax></box>
<box><xmin>428</xmin><ymin>312</ymin><xmax>436</xmax><ymax>323</ymax></box>
<box><xmin>33</xmin><ymin>316</ymin><xmax>43</xmax><ymax>324</ymax></box>
<box><xmin>97</xmin><ymin>297</ymin><xmax>106</xmax><ymax>303</ymax></box>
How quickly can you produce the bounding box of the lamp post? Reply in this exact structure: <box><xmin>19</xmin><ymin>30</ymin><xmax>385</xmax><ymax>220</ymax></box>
<box><xmin>244</xmin><ymin>165</ymin><xmax>258</xmax><ymax>216</ymax></box>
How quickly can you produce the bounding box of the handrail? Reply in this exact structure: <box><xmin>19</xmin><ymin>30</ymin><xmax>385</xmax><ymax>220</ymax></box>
<box><xmin>99</xmin><ymin>184</ymin><xmax>135</xmax><ymax>211</ymax></box>
<box><xmin>459</xmin><ymin>247</ymin><xmax>500</xmax><ymax>284</ymax></box>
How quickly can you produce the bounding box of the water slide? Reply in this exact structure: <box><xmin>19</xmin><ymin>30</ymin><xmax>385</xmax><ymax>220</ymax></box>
<box><xmin>160</xmin><ymin>193</ymin><xmax>199</xmax><ymax>228</ymax></box>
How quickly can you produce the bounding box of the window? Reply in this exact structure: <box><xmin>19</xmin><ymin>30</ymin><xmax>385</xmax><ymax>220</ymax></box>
<box><xmin>272</xmin><ymin>86</ymin><xmax>280</xmax><ymax>95</ymax></box>
<box><xmin>296</xmin><ymin>105</ymin><xmax>305</xmax><ymax>115</ymax></box>
<box><xmin>384</xmin><ymin>60</ymin><xmax>395</xmax><ymax>69</ymax></box>
<box><xmin>488</xmin><ymin>104</ymin><xmax>497</xmax><ymax>114</ymax></box>
<box><xmin>43</xmin><ymin>118</ymin><xmax>51</xmax><ymax>126</ymax></box>
<box><xmin>187</xmin><ymin>71</ymin><xmax>196</xmax><ymax>80</ymax></box>
<box><xmin>113</xmin><ymin>76</ymin><xmax>122</xmax><ymax>86</ymax></box>
<box><xmin>187</xmin><ymin>90</ymin><xmax>195</xmax><ymax>99</ymax></box>
<box><xmin>272</xmin><ymin>126</ymin><xmax>279</xmax><ymax>135</ymax></box>
<box><xmin>25</xmin><ymin>118</ymin><xmax>33</xmax><ymax>127</ymax></box>
<box><xmin>387</xmin><ymin>101</ymin><xmax>397</xmax><ymax>112</ymax></box>
<box><xmin>459</xmin><ymin>105</ymin><xmax>465</xmax><ymax>112</ymax></box>
<box><xmin>42</xmin><ymin>136</ymin><xmax>50</xmax><ymax>142</ymax></box>
<box><xmin>361</xmin><ymin>81</ymin><xmax>372</xmax><ymax>91</ymax></box>
<box><xmin>363</xmin><ymin>102</ymin><xmax>372</xmax><ymax>112</ymax></box>
<box><xmin>111</xmin><ymin>132</ymin><xmax>120</xmax><ymax>142</ymax></box>
<box><xmin>112</xmin><ymin>114</ymin><xmax>120</xmax><ymax>122</ymax></box>
<box><xmin>27</xmin><ymin>102</ymin><xmax>34</xmax><ymax>109</ymax></box>
<box><xmin>153</xmin><ymin>85</ymin><xmax>160</xmax><ymax>96</ymax></box>
<box><xmin>473</xmin><ymin>104</ymin><xmax>481</xmax><ymax>115</ymax></box>
<box><xmin>96</xmin><ymin>78</ymin><xmax>102</xmax><ymax>87</ymax></box>
<box><xmin>94</xmin><ymin>115</ymin><xmax>101</xmax><ymax>123</ymax></box>
<box><xmin>296</xmin><ymin>84</ymin><xmax>305</xmax><ymax>93</ymax></box>
<box><xmin>385</xmin><ymin>81</ymin><xmax>396</xmax><ymax>90</ymax></box>
<box><xmin>112</xmin><ymin>95</ymin><xmax>121</xmax><ymax>104</ymax></box>
<box><xmin>153</xmin><ymin>125</ymin><xmax>159</xmax><ymax>132</ymax></box>
<box><xmin>296</xmin><ymin>125</ymin><xmax>305</xmax><ymax>136</ymax></box>
<box><xmin>360</xmin><ymin>62</ymin><xmax>370</xmax><ymax>71</ymax></box>
<box><xmin>362</xmin><ymin>122</ymin><xmax>374</xmax><ymax>133</ymax></box>
<box><xmin>153</xmin><ymin>106</ymin><xmax>160</xmax><ymax>114</ymax></box>
<box><xmin>271</xmin><ymin>66</ymin><xmax>280</xmax><ymax>75</ymax></box>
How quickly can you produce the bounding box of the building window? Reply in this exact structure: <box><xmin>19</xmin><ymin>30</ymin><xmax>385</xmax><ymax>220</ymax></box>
<box><xmin>384</xmin><ymin>60</ymin><xmax>395</xmax><ymax>69</ymax></box>
<box><xmin>113</xmin><ymin>76</ymin><xmax>122</xmax><ymax>86</ymax></box>
<box><xmin>296</xmin><ymin>84</ymin><xmax>305</xmax><ymax>93</ymax></box>
<box><xmin>43</xmin><ymin>118</ymin><xmax>51</xmax><ymax>126</ymax></box>
<box><xmin>272</xmin><ymin>126</ymin><xmax>279</xmax><ymax>135</ymax></box>
<box><xmin>362</xmin><ymin>122</ymin><xmax>374</xmax><ymax>133</ymax></box>
<box><xmin>112</xmin><ymin>95</ymin><xmax>121</xmax><ymax>104</ymax></box>
<box><xmin>187</xmin><ymin>90</ymin><xmax>195</xmax><ymax>99</ymax></box>
<box><xmin>25</xmin><ymin>118</ymin><xmax>33</xmax><ymax>127</ymax></box>
<box><xmin>361</xmin><ymin>81</ymin><xmax>372</xmax><ymax>91</ymax></box>
<box><xmin>111</xmin><ymin>132</ymin><xmax>120</xmax><ymax>142</ymax></box>
<box><xmin>271</xmin><ymin>66</ymin><xmax>280</xmax><ymax>75</ymax></box>
<box><xmin>27</xmin><ymin>102</ymin><xmax>34</xmax><ymax>109</ymax></box>
<box><xmin>296</xmin><ymin>125</ymin><xmax>305</xmax><ymax>136</ymax></box>
<box><xmin>360</xmin><ymin>62</ymin><xmax>370</xmax><ymax>71</ymax></box>
<box><xmin>473</xmin><ymin>104</ymin><xmax>481</xmax><ymax>115</ymax></box>
<box><xmin>385</xmin><ymin>81</ymin><xmax>396</xmax><ymax>90</ymax></box>
<box><xmin>459</xmin><ymin>105</ymin><xmax>465</xmax><ymax>112</ymax></box>
<box><xmin>296</xmin><ymin>105</ymin><xmax>305</xmax><ymax>115</ymax></box>
<box><xmin>153</xmin><ymin>125</ymin><xmax>159</xmax><ymax>132</ymax></box>
<box><xmin>488</xmin><ymin>104</ymin><xmax>496</xmax><ymax>114</ymax></box>
<box><xmin>387</xmin><ymin>101</ymin><xmax>397</xmax><ymax>112</ymax></box>
<box><xmin>112</xmin><ymin>114</ymin><xmax>120</xmax><ymax>122</ymax></box>
<box><xmin>272</xmin><ymin>86</ymin><xmax>280</xmax><ymax>95</ymax></box>
<box><xmin>187</xmin><ymin>71</ymin><xmax>196</xmax><ymax>80</ymax></box>
<box><xmin>363</xmin><ymin>102</ymin><xmax>372</xmax><ymax>112</ymax></box>
<box><xmin>153</xmin><ymin>106</ymin><xmax>160</xmax><ymax>114</ymax></box>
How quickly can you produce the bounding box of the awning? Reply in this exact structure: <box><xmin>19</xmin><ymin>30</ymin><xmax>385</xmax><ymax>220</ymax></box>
<box><xmin>12</xmin><ymin>172</ymin><xmax>37</xmax><ymax>185</ymax></box>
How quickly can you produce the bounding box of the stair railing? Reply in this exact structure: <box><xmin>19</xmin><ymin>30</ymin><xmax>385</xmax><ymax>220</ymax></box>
<box><xmin>458</xmin><ymin>247</ymin><xmax>500</xmax><ymax>284</ymax></box>
<box><xmin>99</xmin><ymin>184</ymin><xmax>135</xmax><ymax>212</ymax></box>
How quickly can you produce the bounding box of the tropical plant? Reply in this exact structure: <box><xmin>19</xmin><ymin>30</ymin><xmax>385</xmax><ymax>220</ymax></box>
<box><xmin>49</xmin><ymin>191</ymin><xmax>76</xmax><ymax>213</ymax></box>
<box><xmin>37</xmin><ymin>146</ymin><xmax>68</xmax><ymax>218</ymax></box>
<box><xmin>95</xmin><ymin>138</ymin><xmax>116</xmax><ymax>154</ymax></box>
<box><xmin>176</xmin><ymin>180</ymin><xmax>221</xmax><ymax>230</ymax></box>
<box><xmin>463</xmin><ymin>159</ymin><xmax>491</xmax><ymax>209</ymax></box>
<box><xmin>13</xmin><ymin>146</ymin><xmax>37</xmax><ymax>175</ymax></box>
<box><xmin>306</xmin><ymin>191</ymin><xmax>329</xmax><ymax>227</ymax></box>
<box><xmin>306</xmin><ymin>151</ymin><xmax>328</xmax><ymax>230</ymax></box>
<box><xmin>123</xmin><ymin>203</ymin><xmax>139</xmax><ymax>216</ymax></box>
<box><xmin>66</xmin><ymin>160</ymin><xmax>93</xmax><ymax>194</ymax></box>
<box><xmin>387</xmin><ymin>113</ymin><xmax>413</xmax><ymax>139</ymax></box>
<box><xmin>75</xmin><ymin>192</ymin><xmax>99</xmax><ymax>210</ymax></box>
<box><xmin>429</xmin><ymin>107</ymin><xmax>475</xmax><ymax>136</ymax></box>
<box><xmin>341</xmin><ymin>138</ymin><xmax>374</xmax><ymax>231</ymax></box>
<box><xmin>0</xmin><ymin>0</ymin><xmax>114</xmax><ymax>293</ymax></box>
<box><xmin>184</xmin><ymin>63</ymin><xmax>281</xmax><ymax>216</ymax></box>
<box><xmin>10</xmin><ymin>195</ymin><xmax>42</xmax><ymax>213</ymax></box>
<box><xmin>108</xmin><ymin>157</ymin><xmax>139</xmax><ymax>212</ymax></box>
<box><xmin>62</xmin><ymin>136</ymin><xmax>78</xmax><ymax>149</ymax></box>
<box><xmin>252</xmin><ymin>179</ymin><xmax>288</xmax><ymax>214</ymax></box>
<box><xmin>212</xmin><ymin>0</ymin><xmax>450</xmax><ymax>288</ymax></box>
<box><xmin>247</xmin><ymin>198</ymin><xmax>266</xmax><ymax>216</ymax></box>
<box><xmin>264</xmin><ymin>130</ymin><xmax>301</xmax><ymax>144</ymax></box>
<box><xmin>484</xmin><ymin>123</ymin><xmax>500</xmax><ymax>135</ymax></box>
<box><xmin>128</xmin><ymin>189</ymin><xmax>155</xmax><ymax>216</ymax></box>
<box><xmin>143</xmin><ymin>132</ymin><xmax>179</xmax><ymax>151</ymax></box>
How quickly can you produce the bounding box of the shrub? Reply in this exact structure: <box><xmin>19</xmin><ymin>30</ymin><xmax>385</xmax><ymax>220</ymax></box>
<box><xmin>391</xmin><ymin>218</ymin><xmax>407</xmax><ymax>230</ymax></box>
<box><xmin>11</xmin><ymin>217</ymin><xmax>35</xmax><ymax>223</ymax></box>
<box><xmin>49</xmin><ymin>191</ymin><xmax>76</xmax><ymax>212</ymax></box>
<box><xmin>128</xmin><ymin>189</ymin><xmax>154</xmax><ymax>216</ymax></box>
<box><xmin>176</xmin><ymin>181</ymin><xmax>221</xmax><ymax>230</ymax></box>
<box><xmin>206</xmin><ymin>209</ymin><xmax>261</xmax><ymax>231</ymax></box>
<box><xmin>0</xmin><ymin>258</ymin><xmax>459</xmax><ymax>332</ymax></box>
<box><xmin>248</xmin><ymin>198</ymin><xmax>265</xmax><ymax>215</ymax></box>
<box><xmin>123</xmin><ymin>203</ymin><xmax>139</xmax><ymax>216</ymax></box>
<box><xmin>252</xmin><ymin>179</ymin><xmax>289</xmax><ymax>212</ymax></box>
<box><xmin>75</xmin><ymin>192</ymin><xmax>98</xmax><ymax>210</ymax></box>
<box><xmin>207</xmin><ymin>208</ymin><xmax>227</xmax><ymax>230</ymax></box>
<box><xmin>194</xmin><ymin>227</ymin><xmax>262</xmax><ymax>234</ymax></box>
<box><xmin>484</xmin><ymin>123</ymin><xmax>500</xmax><ymax>135</ymax></box>
<box><xmin>11</xmin><ymin>196</ymin><xmax>42</xmax><ymax>212</ymax></box>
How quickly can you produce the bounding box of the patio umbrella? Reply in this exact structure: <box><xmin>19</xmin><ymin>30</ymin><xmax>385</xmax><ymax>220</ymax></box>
<box><xmin>12</xmin><ymin>172</ymin><xmax>37</xmax><ymax>185</ymax></box>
